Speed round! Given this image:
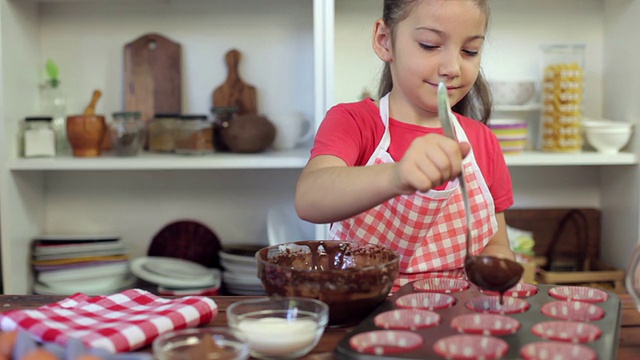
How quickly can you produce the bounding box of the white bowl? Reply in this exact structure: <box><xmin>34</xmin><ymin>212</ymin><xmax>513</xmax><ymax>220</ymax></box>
<box><xmin>585</xmin><ymin>127</ymin><xmax>633</xmax><ymax>154</ymax></box>
<box><xmin>227</xmin><ymin>297</ymin><xmax>328</xmax><ymax>360</ymax></box>
<box><xmin>490</xmin><ymin>81</ymin><xmax>536</xmax><ymax>106</ymax></box>
<box><xmin>582</xmin><ymin>118</ymin><xmax>633</xmax><ymax>131</ymax></box>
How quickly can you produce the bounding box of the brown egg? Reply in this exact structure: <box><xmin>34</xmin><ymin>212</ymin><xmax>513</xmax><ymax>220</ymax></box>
<box><xmin>0</xmin><ymin>331</ymin><xmax>17</xmax><ymax>357</ymax></box>
<box><xmin>21</xmin><ymin>348</ymin><xmax>59</xmax><ymax>360</ymax></box>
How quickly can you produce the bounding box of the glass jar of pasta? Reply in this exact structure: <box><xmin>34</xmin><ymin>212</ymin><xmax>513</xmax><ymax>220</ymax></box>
<box><xmin>540</xmin><ymin>44</ymin><xmax>585</xmax><ymax>152</ymax></box>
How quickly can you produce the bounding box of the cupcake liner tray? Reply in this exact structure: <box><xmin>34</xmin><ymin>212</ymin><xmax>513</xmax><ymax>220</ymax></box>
<box><xmin>334</xmin><ymin>282</ymin><xmax>621</xmax><ymax>359</ymax></box>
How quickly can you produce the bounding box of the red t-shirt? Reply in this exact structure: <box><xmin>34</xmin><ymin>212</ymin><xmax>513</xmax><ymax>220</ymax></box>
<box><xmin>310</xmin><ymin>98</ymin><xmax>514</xmax><ymax>212</ymax></box>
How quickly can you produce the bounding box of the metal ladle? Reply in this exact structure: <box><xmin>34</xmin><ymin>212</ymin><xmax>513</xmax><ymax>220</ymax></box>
<box><xmin>437</xmin><ymin>81</ymin><xmax>523</xmax><ymax>300</ymax></box>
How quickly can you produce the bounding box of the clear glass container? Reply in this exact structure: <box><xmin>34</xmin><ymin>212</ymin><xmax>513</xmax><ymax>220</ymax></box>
<box><xmin>540</xmin><ymin>44</ymin><xmax>585</xmax><ymax>152</ymax></box>
<box><xmin>110</xmin><ymin>111</ymin><xmax>145</xmax><ymax>156</ymax></box>
<box><xmin>148</xmin><ymin>113</ymin><xmax>179</xmax><ymax>153</ymax></box>
<box><xmin>211</xmin><ymin>107</ymin><xmax>238</xmax><ymax>152</ymax></box>
<box><xmin>23</xmin><ymin>116</ymin><xmax>55</xmax><ymax>158</ymax></box>
<box><xmin>174</xmin><ymin>114</ymin><xmax>213</xmax><ymax>155</ymax></box>
<box><xmin>40</xmin><ymin>82</ymin><xmax>69</xmax><ymax>155</ymax></box>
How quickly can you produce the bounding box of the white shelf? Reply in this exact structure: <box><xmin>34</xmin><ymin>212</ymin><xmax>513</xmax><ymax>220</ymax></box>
<box><xmin>9</xmin><ymin>149</ymin><xmax>311</xmax><ymax>171</ymax></box>
<box><xmin>504</xmin><ymin>151</ymin><xmax>637</xmax><ymax>166</ymax></box>
<box><xmin>494</xmin><ymin>104</ymin><xmax>542</xmax><ymax>112</ymax></box>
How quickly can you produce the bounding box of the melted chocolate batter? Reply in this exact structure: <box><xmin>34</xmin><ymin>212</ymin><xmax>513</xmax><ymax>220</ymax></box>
<box><xmin>464</xmin><ymin>255</ymin><xmax>524</xmax><ymax>304</ymax></box>
<box><xmin>257</xmin><ymin>241</ymin><xmax>399</xmax><ymax>327</ymax></box>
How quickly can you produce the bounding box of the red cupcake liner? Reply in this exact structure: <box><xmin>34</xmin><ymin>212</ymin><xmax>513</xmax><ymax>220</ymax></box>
<box><xmin>433</xmin><ymin>334</ymin><xmax>509</xmax><ymax>360</ymax></box>
<box><xmin>520</xmin><ymin>341</ymin><xmax>597</xmax><ymax>360</ymax></box>
<box><xmin>481</xmin><ymin>282</ymin><xmax>539</xmax><ymax>298</ymax></box>
<box><xmin>450</xmin><ymin>313</ymin><xmax>521</xmax><ymax>336</ymax></box>
<box><xmin>531</xmin><ymin>321</ymin><xmax>602</xmax><ymax>343</ymax></box>
<box><xmin>465</xmin><ymin>295</ymin><xmax>530</xmax><ymax>315</ymax></box>
<box><xmin>374</xmin><ymin>309</ymin><xmax>441</xmax><ymax>330</ymax></box>
<box><xmin>548</xmin><ymin>286</ymin><xmax>609</xmax><ymax>303</ymax></box>
<box><xmin>541</xmin><ymin>301</ymin><xmax>605</xmax><ymax>322</ymax></box>
<box><xmin>413</xmin><ymin>278</ymin><xmax>470</xmax><ymax>293</ymax></box>
<box><xmin>395</xmin><ymin>292</ymin><xmax>456</xmax><ymax>310</ymax></box>
<box><xmin>349</xmin><ymin>330</ymin><xmax>423</xmax><ymax>355</ymax></box>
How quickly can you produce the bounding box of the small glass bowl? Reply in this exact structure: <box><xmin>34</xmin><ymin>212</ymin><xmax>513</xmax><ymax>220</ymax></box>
<box><xmin>226</xmin><ymin>297</ymin><xmax>328</xmax><ymax>360</ymax></box>
<box><xmin>153</xmin><ymin>327</ymin><xmax>249</xmax><ymax>360</ymax></box>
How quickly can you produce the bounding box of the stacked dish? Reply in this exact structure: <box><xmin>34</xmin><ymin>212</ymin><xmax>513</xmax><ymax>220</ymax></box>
<box><xmin>130</xmin><ymin>256</ymin><xmax>221</xmax><ymax>296</ymax></box>
<box><xmin>220</xmin><ymin>245</ymin><xmax>266</xmax><ymax>295</ymax></box>
<box><xmin>31</xmin><ymin>234</ymin><xmax>134</xmax><ymax>295</ymax></box>
<box><xmin>488</xmin><ymin>119</ymin><xmax>528</xmax><ymax>154</ymax></box>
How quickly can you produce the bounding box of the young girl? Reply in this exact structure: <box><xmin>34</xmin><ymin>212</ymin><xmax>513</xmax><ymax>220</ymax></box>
<box><xmin>295</xmin><ymin>0</ymin><xmax>515</xmax><ymax>291</ymax></box>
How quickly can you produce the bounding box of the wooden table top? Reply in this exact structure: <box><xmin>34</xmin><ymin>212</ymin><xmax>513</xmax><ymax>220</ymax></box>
<box><xmin>1</xmin><ymin>293</ymin><xmax>640</xmax><ymax>359</ymax></box>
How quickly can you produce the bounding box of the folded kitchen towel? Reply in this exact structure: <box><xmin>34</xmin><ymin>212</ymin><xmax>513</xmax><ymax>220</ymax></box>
<box><xmin>0</xmin><ymin>288</ymin><xmax>218</xmax><ymax>353</ymax></box>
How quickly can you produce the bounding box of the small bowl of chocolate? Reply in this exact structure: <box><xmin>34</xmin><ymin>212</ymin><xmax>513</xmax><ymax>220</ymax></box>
<box><xmin>153</xmin><ymin>327</ymin><xmax>250</xmax><ymax>360</ymax></box>
<box><xmin>256</xmin><ymin>240</ymin><xmax>400</xmax><ymax>327</ymax></box>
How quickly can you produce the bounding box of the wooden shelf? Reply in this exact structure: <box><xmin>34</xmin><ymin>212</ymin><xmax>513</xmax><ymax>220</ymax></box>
<box><xmin>9</xmin><ymin>148</ymin><xmax>311</xmax><ymax>171</ymax></box>
<box><xmin>504</xmin><ymin>151</ymin><xmax>637</xmax><ymax>166</ymax></box>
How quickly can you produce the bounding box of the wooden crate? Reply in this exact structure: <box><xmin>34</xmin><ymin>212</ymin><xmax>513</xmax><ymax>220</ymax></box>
<box><xmin>505</xmin><ymin>208</ymin><xmax>625</xmax><ymax>292</ymax></box>
<box><xmin>536</xmin><ymin>259</ymin><xmax>625</xmax><ymax>293</ymax></box>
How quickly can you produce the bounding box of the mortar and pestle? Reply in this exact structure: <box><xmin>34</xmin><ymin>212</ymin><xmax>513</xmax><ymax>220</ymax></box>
<box><xmin>66</xmin><ymin>90</ymin><xmax>106</xmax><ymax>157</ymax></box>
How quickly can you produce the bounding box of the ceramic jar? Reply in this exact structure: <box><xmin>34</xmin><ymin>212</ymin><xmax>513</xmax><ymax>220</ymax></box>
<box><xmin>66</xmin><ymin>114</ymin><xmax>106</xmax><ymax>157</ymax></box>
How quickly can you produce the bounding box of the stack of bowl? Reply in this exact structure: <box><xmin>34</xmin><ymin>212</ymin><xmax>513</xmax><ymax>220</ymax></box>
<box><xmin>488</xmin><ymin>119</ymin><xmax>528</xmax><ymax>154</ymax></box>
<box><xmin>489</xmin><ymin>81</ymin><xmax>536</xmax><ymax>106</ymax></box>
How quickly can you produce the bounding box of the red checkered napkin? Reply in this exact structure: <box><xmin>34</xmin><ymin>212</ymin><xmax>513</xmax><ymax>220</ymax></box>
<box><xmin>0</xmin><ymin>288</ymin><xmax>217</xmax><ymax>353</ymax></box>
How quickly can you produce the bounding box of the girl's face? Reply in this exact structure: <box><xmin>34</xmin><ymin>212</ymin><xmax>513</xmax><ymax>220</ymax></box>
<box><xmin>383</xmin><ymin>0</ymin><xmax>486</xmax><ymax>122</ymax></box>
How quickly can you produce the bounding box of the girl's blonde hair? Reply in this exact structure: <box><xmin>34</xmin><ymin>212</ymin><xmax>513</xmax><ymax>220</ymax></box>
<box><xmin>377</xmin><ymin>0</ymin><xmax>493</xmax><ymax>123</ymax></box>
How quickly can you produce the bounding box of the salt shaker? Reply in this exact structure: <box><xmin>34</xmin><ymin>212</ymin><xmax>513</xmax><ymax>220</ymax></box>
<box><xmin>23</xmin><ymin>116</ymin><xmax>55</xmax><ymax>158</ymax></box>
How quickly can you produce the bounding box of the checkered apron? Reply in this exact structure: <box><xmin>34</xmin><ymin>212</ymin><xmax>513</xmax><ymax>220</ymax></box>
<box><xmin>329</xmin><ymin>94</ymin><xmax>498</xmax><ymax>291</ymax></box>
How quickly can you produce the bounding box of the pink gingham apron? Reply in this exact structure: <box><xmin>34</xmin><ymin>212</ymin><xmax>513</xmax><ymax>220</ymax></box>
<box><xmin>329</xmin><ymin>94</ymin><xmax>497</xmax><ymax>291</ymax></box>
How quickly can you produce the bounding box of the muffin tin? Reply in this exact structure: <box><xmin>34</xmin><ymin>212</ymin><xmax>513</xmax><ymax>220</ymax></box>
<box><xmin>334</xmin><ymin>282</ymin><xmax>621</xmax><ymax>359</ymax></box>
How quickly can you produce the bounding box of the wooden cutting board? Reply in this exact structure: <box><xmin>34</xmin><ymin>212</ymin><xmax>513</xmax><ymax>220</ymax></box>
<box><xmin>212</xmin><ymin>49</ymin><xmax>257</xmax><ymax>115</ymax></box>
<box><xmin>124</xmin><ymin>33</ymin><xmax>181</xmax><ymax>122</ymax></box>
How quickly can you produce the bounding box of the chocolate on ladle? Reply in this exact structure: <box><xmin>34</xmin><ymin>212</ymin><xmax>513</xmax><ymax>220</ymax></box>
<box><xmin>464</xmin><ymin>255</ymin><xmax>524</xmax><ymax>304</ymax></box>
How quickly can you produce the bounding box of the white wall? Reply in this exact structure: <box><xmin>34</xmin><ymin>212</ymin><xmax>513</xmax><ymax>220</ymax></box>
<box><xmin>38</xmin><ymin>0</ymin><xmax>315</xmax><ymax>122</ymax></box>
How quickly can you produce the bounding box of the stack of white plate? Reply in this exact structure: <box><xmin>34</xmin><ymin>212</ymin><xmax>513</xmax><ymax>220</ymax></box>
<box><xmin>31</xmin><ymin>234</ymin><xmax>135</xmax><ymax>295</ymax></box>
<box><xmin>130</xmin><ymin>256</ymin><xmax>221</xmax><ymax>295</ymax></box>
<box><xmin>219</xmin><ymin>245</ymin><xmax>265</xmax><ymax>295</ymax></box>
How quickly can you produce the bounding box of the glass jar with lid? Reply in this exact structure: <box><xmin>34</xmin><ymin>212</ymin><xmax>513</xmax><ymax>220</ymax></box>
<box><xmin>148</xmin><ymin>113</ymin><xmax>179</xmax><ymax>153</ymax></box>
<box><xmin>23</xmin><ymin>116</ymin><xmax>55</xmax><ymax>158</ymax></box>
<box><xmin>110</xmin><ymin>111</ymin><xmax>145</xmax><ymax>156</ymax></box>
<box><xmin>540</xmin><ymin>44</ymin><xmax>585</xmax><ymax>152</ymax></box>
<box><xmin>174</xmin><ymin>114</ymin><xmax>213</xmax><ymax>155</ymax></box>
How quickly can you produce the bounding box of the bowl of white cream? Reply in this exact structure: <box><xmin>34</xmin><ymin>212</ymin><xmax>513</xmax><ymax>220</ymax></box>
<box><xmin>226</xmin><ymin>297</ymin><xmax>328</xmax><ymax>359</ymax></box>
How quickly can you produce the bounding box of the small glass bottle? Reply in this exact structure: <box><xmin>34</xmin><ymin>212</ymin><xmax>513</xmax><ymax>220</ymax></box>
<box><xmin>110</xmin><ymin>111</ymin><xmax>145</xmax><ymax>157</ymax></box>
<box><xmin>540</xmin><ymin>44</ymin><xmax>585</xmax><ymax>152</ymax></box>
<box><xmin>40</xmin><ymin>81</ymin><xmax>69</xmax><ymax>154</ymax></box>
<box><xmin>174</xmin><ymin>114</ymin><xmax>213</xmax><ymax>155</ymax></box>
<box><xmin>211</xmin><ymin>107</ymin><xmax>238</xmax><ymax>152</ymax></box>
<box><xmin>23</xmin><ymin>116</ymin><xmax>55</xmax><ymax>158</ymax></box>
<box><xmin>148</xmin><ymin>113</ymin><xmax>179</xmax><ymax>153</ymax></box>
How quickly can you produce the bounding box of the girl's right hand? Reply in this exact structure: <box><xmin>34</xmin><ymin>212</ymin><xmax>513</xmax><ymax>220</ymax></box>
<box><xmin>393</xmin><ymin>134</ymin><xmax>471</xmax><ymax>194</ymax></box>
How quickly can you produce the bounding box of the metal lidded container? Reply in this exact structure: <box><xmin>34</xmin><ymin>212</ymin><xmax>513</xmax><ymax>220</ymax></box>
<box><xmin>23</xmin><ymin>116</ymin><xmax>55</xmax><ymax>158</ymax></box>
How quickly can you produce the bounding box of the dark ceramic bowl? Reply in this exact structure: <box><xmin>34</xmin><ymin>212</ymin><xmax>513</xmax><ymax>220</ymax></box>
<box><xmin>256</xmin><ymin>240</ymin><xmax>399</xmax><ymax>327</ymax></box>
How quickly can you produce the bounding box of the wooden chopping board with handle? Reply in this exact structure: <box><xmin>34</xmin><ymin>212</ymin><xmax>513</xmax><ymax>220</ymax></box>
<box><xmin>213</xmin><ymin>49</ymin><xmax>257</xmax><ymax>115</ymax></box>
<box><xmin>124</xmin><ymin>33</ymin><xmax>181</xmax><ymax>122</ymax></box>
